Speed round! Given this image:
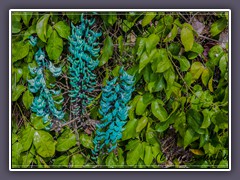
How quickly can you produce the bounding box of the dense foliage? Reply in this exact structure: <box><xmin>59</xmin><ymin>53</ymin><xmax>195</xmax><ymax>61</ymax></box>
<box><xmin>11</xmin><ymin>11</ymin><xmax>229</xmax><ymax>169</ymax></box>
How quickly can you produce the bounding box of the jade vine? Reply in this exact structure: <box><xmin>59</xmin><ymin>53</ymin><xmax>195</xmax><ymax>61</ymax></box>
<box><xmin>92</xmin><ymin>67</ymin><xmax>135</xmax><ymax>159</ymax></box>
<box><xmin>68</xmin><ymin>14</ymin><xmax>102</xmax><ymax>125</ymax></box>
<box><xmin>28</xmin><ymin>36</ymin><xmax>64</xmax><ymax>130</ymax></box>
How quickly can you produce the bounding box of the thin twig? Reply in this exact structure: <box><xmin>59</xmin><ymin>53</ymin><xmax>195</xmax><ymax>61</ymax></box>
<box><xmin>51</xmin><ymin>117</ymin><xmax>78</xmax><ymax>131</ymax></box>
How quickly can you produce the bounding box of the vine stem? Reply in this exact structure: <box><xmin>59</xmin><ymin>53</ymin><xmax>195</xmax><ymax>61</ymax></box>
<box><xmin>198</xmin><ymin>34</ymin><xmax>223</xmax><ymax>43</ymax></box>
<box><xmin>51</xmin><ymin>117</ymin><xmax>78</xmax><ymax>131</ymax></box>
<box><xmin>16</xmin><ymin>102</ymin><xmax>28</xmax><ymax>126</ymax></box>
<box><xmin>167</xmin><ymin>50</ymin><xmax>194</xmax><ymax>95</ymax></box>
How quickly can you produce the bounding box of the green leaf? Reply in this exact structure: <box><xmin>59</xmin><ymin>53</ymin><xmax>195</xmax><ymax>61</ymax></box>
<box><xmin>208</xmin><ymin>45</ymin><xmax>224</xmax><ymax>66</ymax></box>
<box><xmin>36</xmin><ymin>14</ymin><xmax>50</xmax><ymax>42</ymax></box>
<box><xmin>128</xmin><ymin>95</ymin><xmax>141</xmax><ymax>120</ymax></box>
<box><xmin>126</xmin><ymin>12</ymin><xmax>142</xmax><ymax>22</ymax></box>
<box><xmin>164</xmin><ymin>15</ymin><xmax>174</xmax><ymax>26</ymax></box>
<box><xmin>146</xmin><ymin>128</ymin><xmax>158</xmax><ymax>145</ymax></box>
<box><xmin>105</xmin><ymin>152</ymin><xmax>118</xmax><ymax>168</ymax></box>
<box><xmin>142</xmin><ymin>12</ymin><xmax>156</xmax><ymax>27</ymax></box>
<box><xmin>45</xmin><ymin>69</ymin><xmax>56</xmax><ymax>87</ymax></box>
<box><xmin>218</xmin><ymin>160</ymin><xmax>228</xmax><ymax>168</ymax></box>
<box><xmin>22</xmin><ymin>90</ymin><xmax>34</xmax><ymax>110</ymax></box>
<box><xmin>33</xmin><ymin>130</ymin><xmax>55</xmax><ymax>158</ymax></box>
<box><xmin>54</xmin><ymin>21</ymin><xmax>70</xmax><ymax>39</ymax></box>
<box><xmin>122</xmin><ymin>119</ymin><xmax>138</xmax><ymax>141</ymax></box>
<box><xmin>168</xmin><ymin>42</ymin><xmax>181</xmax><ymax>56</ymax></box>
<box><xmin>24</xmin><ymin>49</ymin><xmax>34</xmax><ymax>63</ymax></box>
<box><xmin>199</xmin><ymin>129</ymin><xmax>209</xmax><ymax>148</ymax></box>
<box><xmin>12</xmin><ymin>85</ymin><xmax>26</xmax><ymax>101</ymax></box>
<box><xmin>152</xmin><ymin>143</ymin><xmax>165</xmax><ymax>163</ymax></box>
<box><xmin>219</xmin><ymin>53</ymin><xmax>228</xmax><ymax>77</ymax></box>
<box><xmin>208</xmin><ymin>77</ymin><xmax>214</xmax><ymax>92</ymax></box>
<box><xmin>203</xmin><ymin>143</ymin><xmax>218</xmax><ymax>155</ymax></box>
<box><xmin>154</xmin><ymin>49</ymin><xmax>171</xmax><ymax>73</ymax></box>
<box><xmin>112</xmin><ymin>65</ymin><xmax>121</xmax><ymax>77</ymax></box>
<box><xmin>125</xmin><ymin>139</ymin><xmax>140</xmax><ymax>150</ymax></box>
<box><xmin>71</xmin><ymin>154</ymin><xmax>85</xmax><ymax>168</ymax></box>
<box><xmin>117</xmin><ymin>35</ymin><xmax>124</xmax><ymax>55</ymax></box>
<box><xmin>79</xmin><ymin>134</ymin><xmax>93</xmax><ymax>149</ymax></box>
<box><xmin>66</xmin><ymin>12</ymin><xmax>80</xmax><ymax>24</ymax></box>
<box><xmin>12</xmin><ymin>12</ymin><xmax>22</xmax><ymax>33</ymax></box>
<box><xmin>136</xmin><ymin>37</ymin><xmax>146</xmax><ymax>58</ymax></box>
<box><xmin>126</xmin><ymin>143</ymin><xmax>143</xmax><ymax>165</ymax></box>
<box><xmin>210</xmin><ymin>18</ymin><xmax>227</xmax><ymax>37</ymax></box>
<box><xmin>201</xmin><ymin>90</ymin><xmax>214</xmax><ymax>108</ymax></box>
<box><xmin>190</xmin><ymin>62</ymin><xmax>205</xmax><ymax>81</ymax></box>
<box><xmin>181</xmin><ymin>23</ymin><xmax>194</xmax><ymax>51</ymax></box>
<box><xmin>201</xmin><ymin>68</ymin><xmax>211</xmax><ymax>86</ymax></box>
<box><xmin>122</xmin><ymin>20</ymin><xmax>135</xmax><ymax>32</ymax></box>
<box><xmin>184</xmin><ymin>128</ymin><xmax>199</xmax><ymax>148</ymax></box>
<box><xmin>19</xmin><ymin>125</ymin><xmax>34</xmax><ymax>152</ymax></box>
<box><xmin>144</xmin><ymin>145</ymin><xmax>153</xmax><ymax>165</ymax></box>
<box><xmin>173</xmin><ymin>18</ymin><xmax>182</xmax><ymax>27</ymax></box>
<box><xmin>46</xmin><ymin>30</ymin><xmax>63</xmax><ymax>61</ymax></box>
<box><xmin>99</xmin><ymin>36</ymin><xmax>113</xmax><ymax>66</ymax></box>
<box><xmin>35</xmin><ymin>154</ymin><xmax>51</xmax><ymax>168</ymax></box>
<box><xmin>53</xmin><ymin>155</ymin><xmax>69</xmax><ymax>168</ymax></box>
<box><xmin>173</xmin><ymin>112</ymin><xmax>186</xmax><ymax>137</ymax></box>
<box><xmin>117</xmin><ymin>148</ymin><xmax>125</xmax><ymax>166</ymax></box>
<box><xmin>139</xmin><ymin>49</ymin><xmax>157</xmax><ymax>73</ymax></box>
<box><xmin>23</xmin><ymin>25</ymin><xmax>36</xmax><ymax>41</ymax></box>
<box><xmin>136</xmin><ymin>93</ymin><xmax>154</xmax><ymax>115</ymax></box>
<box><xmin>184</xmin><ymin>72</ymin><xmax>192</xmax><ymax>87</ymax></box>
<box><xmin>146</xmin><ymin>34</ymin><xmax>159</xmax><ymax>53</ymax></box>
<box><xmin>136</xmin><ymin>116</ymin><xmax>148</xmax><ymax>133</ymax></box>
<box><xmin>187</xmin><ymin>52</ymin><xmax>198</xmax><ymax>60</ymax></box>
<box><xmin>12</xmin><ymin>41</ymin><xmax>30</xmax><ymax>63</ymax></box>
<box><xmin>148</xmin><ymin>73</ymin><xmax>166</xmax><ymax>93</ymax></box>
<box><xmin>46</xmin><ymin>24</ymin><xmax>53</xmax><ymax>39</ymax></box>
<box><xmin>151</xmin><ymin>100</ymin><xmax>168</xmax><ymax>122</ymax></box>
<box><xmin>186</xmin><ymin>109</ymin><xmax>205</xmax><ymax>134</ymax></box>
<box><xmin>56</xmin><ymin>128</ymin><xmax>76</xmax><ymax>152</ymax></box>
<box><xmin>155</xmin><ymin>121</ymin><xmax>169</xmax><ymax>133</ymax></box>
<box><xmin>201</xmin><ymin>109</ymin><xmax>212</xmax><ymax>128</ymax></box>
<box><xmin>143</xmin><ymin>64</ymin><xmax>152</xmax><ymax>83</ymax></box>
<box><xmin>139</xmin><ymin>52</ymin><xmax>150</xmax><ymax>73</ymax></box>
<box><xmin>12</xmin><ymin>68</ymin><xmax>23</xmax><ymax>86</ymax></box>
<box><xmin>12</xmin><ymin>142</ymin><xmax>23</xmax><ymax>168</ymax></box>
<box><xmin>212</xmin><ymin>111</ymin><xmax>228</xmax><ymax>129</ymax></box>
<box><xmin>12</xmin><ymin>133</ymin><xmax>18</xmax><ymax>144</ymax></box>
<box><xmin>107</xmin><ymin>13</ymin><xmax>117</xmax><ymax>26</ymax></box>
<box><xmin>30</xmin><ymin>113</ymin><xmax>48</xmax><ymax>130</ymax></box>
<box><xmin>163</xmin><ymin>68</ymin><xmax>175</xmax><ymax>89</ymax></box>
<box><xmin>222</xmin><ymin>86</ymin><xmax>229</xmax><ymax>105</ymax></box>
<box><xmin>164</xmin><ymin>25</ymin><xmax>178</xmax><ymax>42</ymax></box>
<box><xmin>21</xmin><ymin>150</ymin><xmax>34</xmax><ymax>168</ymax></box>
<box><xmin>191</xmin><ymin>42</ymin><xmax>204</xmax><ymax>54</ymax></box>
<box><xmin>173</xmin><ymin>55</ymin><xmax>190</xmax><ymax>72</ymax></box>
<box><xmin>21</xmin><ymin>12</ymin><xmax>32</xmax><ymax>27</ymax></box>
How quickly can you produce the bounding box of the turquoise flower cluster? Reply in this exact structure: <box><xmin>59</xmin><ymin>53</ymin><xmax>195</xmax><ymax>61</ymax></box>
<box><xmin>92</xmin><ymin>67</ymin><xmax>135</xmax><ymax>158</ymax></box>
<box><xmin>28</xmin><ymin>37</ymin><xmax>64</xmax><ymax>130</ymax></box>
<box><xmin>28</xmin><ymin>35</ymin><xmax>38</xmax><ymax>47</ymax></box>
<box><xmin>68</xmin><ymin>14</ymin><xmax>102</xmax><ymax>119</ymax></box>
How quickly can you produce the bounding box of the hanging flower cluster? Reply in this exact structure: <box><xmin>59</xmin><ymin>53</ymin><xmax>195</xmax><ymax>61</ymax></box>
<box><xmin>92</xmin><ymin>67</ymin><xmax>135</xmax><ymax>159</ymax></box>
<box><xmin>28</xmin><ymin>35</ymin><xmax>38</xmax><ymax>47</ymax></box>
<box><xmin>28</xmin><ymin>36</ymin><xmax>64</xmax><ymax>130</ymax></box>
<box><xmin>68</xmin><ymin>14</ymin><xmax>102</xmax><ymax>124</ymax></box>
